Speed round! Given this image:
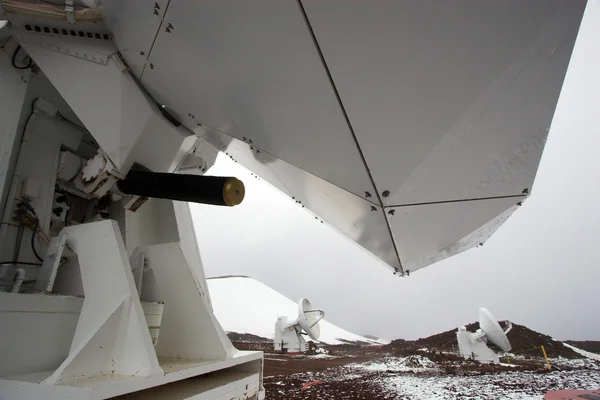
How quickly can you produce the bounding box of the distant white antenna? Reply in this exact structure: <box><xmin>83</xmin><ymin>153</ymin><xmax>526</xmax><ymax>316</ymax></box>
<box><xmin>456</xmin><ymin>308</ymin><xmax>512</xmax><ymax>364</ymax></box>
<box><xmin>274</xmin><ymin>298</ymin><xmax>324</xmax><ymax>354</ymax></box>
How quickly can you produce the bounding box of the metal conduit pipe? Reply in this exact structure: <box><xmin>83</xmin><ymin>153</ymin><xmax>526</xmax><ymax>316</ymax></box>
<box><xmin>11</xmin><ymin>268</ymin><xmax>25</xmax><ymax>293</ymax></box>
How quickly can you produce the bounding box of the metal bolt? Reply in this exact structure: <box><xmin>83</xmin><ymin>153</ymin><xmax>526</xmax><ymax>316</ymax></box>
<box><xmin>382</xmin><ymin>190</ymin><xmax>390</xmax><ymax>197</ymax></box>
<box><xmin>371</xmin><ymin>206</ymin><xmax>377</xmax><ymax>212</ymax></box>
<box><xmin>365</xmin><ymin>191</ymin><xmax>372</xmax><ymax>198</ymax></box>
<box><xmin>149</xmin><ymin>63</ymin><xmax>154</xmax><ymax>69</ymax></box>
<box><xmin>140</xmin><ymin>51</ymin><xmax>145</xmax><ymax>56</ymax></box>
<box><xmin>388</xmin><ymin>209</ymin><xmax>395</xmax><ymax>216</ymax></box>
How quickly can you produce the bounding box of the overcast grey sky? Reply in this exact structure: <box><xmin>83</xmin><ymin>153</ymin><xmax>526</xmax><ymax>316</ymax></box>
<box><xmin>191</xmin><ymin>1</ymin><xmax>599</xmax><ymax>342</ymax></box>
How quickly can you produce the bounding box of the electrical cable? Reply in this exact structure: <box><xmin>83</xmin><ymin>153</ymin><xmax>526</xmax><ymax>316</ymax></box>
<box><xmin>0</xmin><ymin>261</ymin><xmax>42</xmax><ymax>266</ymax></box>
<box><xmin>11</xmin><ymin>45</ymin><xmax>33</xmax><ymax>70</ymax></box>
<box><xmin>37</xmin><ymin>0</ymin><xmax>90</xmax><ymax>8</ymax></box>
<box><xmin>30</xmin><ymin>219</ymin><xmax>44</xmax><ymax>262</ymax></box>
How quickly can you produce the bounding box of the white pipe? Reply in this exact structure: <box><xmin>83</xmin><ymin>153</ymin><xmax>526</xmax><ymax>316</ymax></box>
<box><xmin>11</xmin><ymin>268</ymin><xmax>25</xmax><ymax>293</ymax></box>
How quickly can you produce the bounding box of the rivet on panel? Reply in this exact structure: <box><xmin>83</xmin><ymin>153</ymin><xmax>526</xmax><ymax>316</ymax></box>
<box><xmin>370</xmin><ymin>206</ymin><xmax>377</xmax><ymax>212</ymax></box>
<box><xmin>382</xmin><ymin>190</ymin><xmax>390</xmax><ymax>198</ymax></box>
<box><xmin>365</xmin><ymin>191</ymin><xmax>371</xmax><ymax>198</ymax></box>
<box><xmin>387</xmin><ymin>209</ymin><xmax>395</xmax><ymax>216</ymax></box>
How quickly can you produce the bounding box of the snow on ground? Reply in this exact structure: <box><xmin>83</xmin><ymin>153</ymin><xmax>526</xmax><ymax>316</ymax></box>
<box><xmin>563</xmin><ymin>342</ymin><xmax>600</xmax><ymax>361</ymax></box>
<box><xmin>266</xmin><ymin>353</ymin><xmax>600</xmax><ymax>400</ymax></box>
<box><xmin>375</xmin><ymin>369</ymin><xmax>600</xmax><ymax>400</ymax></box>
<box><xmin>346</xmin><ymin>355</ymin><xmax>600</xmax><ymax>399</ymax></box>
<box><xmin>207</xmin><ymin>276</ymin><xmax>387</xmax><ymax>345</ymax></box>
<box><xmin>266</xmin><ymin>358</ymin><xmax>600</xmax><ymax>400</ymax></box>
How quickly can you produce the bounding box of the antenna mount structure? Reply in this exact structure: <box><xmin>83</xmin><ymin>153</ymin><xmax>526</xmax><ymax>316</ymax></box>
<box><xmin>456</xmin><ymin>308</ymin><xmax>512</xmax><ymax>364</ymax></box>
<box><xmin>274</xmin><ymin>298</ymin><xmax>324</xmax><ymax>354</ymax></box>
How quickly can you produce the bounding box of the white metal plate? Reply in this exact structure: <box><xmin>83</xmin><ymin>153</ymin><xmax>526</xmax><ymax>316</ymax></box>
<box><xmin>0</xmin><ymin>292</ymin><xmax>82</xmax><ymax>377</ymax></box>
<box><xmin>140</xmin><ymin>0</ymin><xmax>377</xmax><ymax>201</ymax></box>
<box><xmin>198</xmin><ymin>125</ymin><xmax>401</xmax><ymax>272</ymax></box>
<box><xmin>100</xmin><ymin>0</ymin><xmax>168</xmax><ymax>76</ymax></box>
<box><xmin>388</xmin><ymin>196</ymin><xmax>524</xmax><ymax>273</ymax></box>
<box><xmin>302</xmin><ymin>0</ymin><xmax>586</xmax><ymax>205</ymax></box>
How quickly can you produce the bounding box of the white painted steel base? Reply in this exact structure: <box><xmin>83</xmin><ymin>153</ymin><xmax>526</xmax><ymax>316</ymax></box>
<box><xmin>456</xmin><ymin>326</ymin><xmax>500</xmax><ymax>364</ymax></box>
<box><xmin>0</xmin><ymin>17</ymin><xmax>264</xmax><ymax>397</ymax></box>
<box><xmin>274</xmin><ymin>317</ymin><xmax>307</xmax><ymax>354</ymax></box>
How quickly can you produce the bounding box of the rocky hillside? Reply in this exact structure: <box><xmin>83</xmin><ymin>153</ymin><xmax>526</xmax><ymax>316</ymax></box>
<box><xmin>564</xmin><ymin>341</ymin><xmax>600</xmax><ymax>355</ymax></box>
<box><xmin>384</xmin><ymin>322</ymin><xmax>583</xmax><ymax>359</ymax></box>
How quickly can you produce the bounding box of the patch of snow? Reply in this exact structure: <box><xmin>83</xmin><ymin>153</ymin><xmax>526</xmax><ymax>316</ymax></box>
<box><xmin>349</xmin><ymin>355</ymin><xmax>437</xmax><ymax>372</ymax></box>
<box><xmin>207</xmin><ymin>276</ymin><xmax>387</xmax><ymax>345</ymax></box>
<box><xmin>307</xmin><ymin>354</ymin><xmax>338</xmax><ymax>359</ymax></box>
<box><xmin>563</xmin><ymin>343</ymin><xmax>600</xmax><ymax>361</ymax></box>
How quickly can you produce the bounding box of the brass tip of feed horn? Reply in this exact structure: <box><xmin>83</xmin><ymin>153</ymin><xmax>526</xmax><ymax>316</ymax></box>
<box><xmin>223</xmin><ymin>177</ymin><xmax>245</xmax><ymax>206</ymax></box>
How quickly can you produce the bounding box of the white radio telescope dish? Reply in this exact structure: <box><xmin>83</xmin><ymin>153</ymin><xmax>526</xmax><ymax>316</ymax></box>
<box><xmin>297</xmin><ymin>298</ymin><xmax>323</xmax><ymax>341</ymax></box>
<box><xmin>456</xmin><ymin>307</ymin><xmax>512</xmax><ymax>364</ymax></box>
<box><xmin>479</xmin><ymin>308</ymin><xmax>511</xmax><ymax>352</ymax></box>
<box><xmin>274</xmin><ymin>297</ymin><xmax>325</xmax><ymax>354</ymax></box>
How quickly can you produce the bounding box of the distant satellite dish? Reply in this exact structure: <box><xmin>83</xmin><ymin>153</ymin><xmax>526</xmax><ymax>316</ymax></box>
<box><xmin>456</xmin><ymin>307</ymin><xmax>512</xmax><ymax>364</ymax></box>
<box><xmin>297</xmin><ymin>298</ymin><xmax>324</xmax><ymax>341</ymax></box>
<box><xmin>274</xmin><ymin>297</ymin><xmax>325</xmax><ymax>354</ymax></box>
<box><xmin>479</xmin><ymin>308</ymin><xmax>512</xmax><ymax>352</ymax></box>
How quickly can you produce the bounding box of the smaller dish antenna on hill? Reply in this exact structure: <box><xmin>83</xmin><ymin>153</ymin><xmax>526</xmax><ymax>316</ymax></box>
<box><xmin>274</xmin><ymin>298</ymin><xmax>325</xmax><ymax>354</ymax></box>
<box><xmin>456</xmin><ymin>308</ymin><xmax>512</xmax><ymax>364</ymax></box>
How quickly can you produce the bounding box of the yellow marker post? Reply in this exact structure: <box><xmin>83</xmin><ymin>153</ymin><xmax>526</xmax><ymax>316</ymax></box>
<box><xmin>506</xmin><ymin>356</ymin><xmax>511</xmax><ymax>365</ymax></box>
<box><xmin>541</xmin><ymin>345</ymin><xmax>551</xmax><ymax>369</ymax></box>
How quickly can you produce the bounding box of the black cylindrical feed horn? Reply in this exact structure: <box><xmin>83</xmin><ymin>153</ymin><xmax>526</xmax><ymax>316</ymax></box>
<box><xmin>117</xmin><ymin>170</ymin><xmax>245</xmax><ymax>206</ymax></box>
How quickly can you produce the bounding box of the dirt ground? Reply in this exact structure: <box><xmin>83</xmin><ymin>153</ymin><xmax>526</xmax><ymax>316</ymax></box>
<box><xmin>226</xmin><ymin>331</ymin><xmax>599</xmax><ymax>399</ymax></box>
<box><xmin>263</xmin><ymin>353</ymin><xmax>372</xmax><ymax>377</ymax></box>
